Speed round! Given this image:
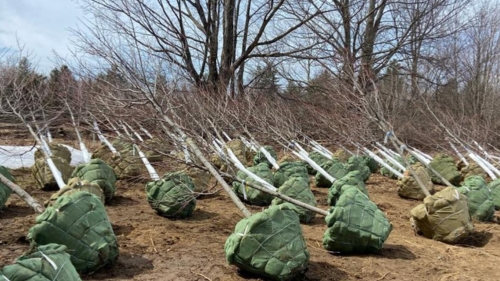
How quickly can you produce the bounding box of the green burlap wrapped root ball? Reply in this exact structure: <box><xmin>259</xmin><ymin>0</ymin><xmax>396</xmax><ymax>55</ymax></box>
<box><xmin>314</xmin><ymin>159</ymin><xmax>348</xmax><ymax>188</ymax></box>
<box><xmin>72</xmin><ymin>158</ymin><xmax>117</xmax><ymax>202</ymax></box>
<box><xmin>0</xmin><ymin>166</ymin><xmax>15</xmax><ymax>209</ymax></box>
<box><xmin>46</xmin><ymin>178</ymin><xmax>105</xmax><ymax>207</ymax></box>
<box><xmin>225</xmin><ymin>204</ymin><xmax>310</xmax><ymax>281</ymax></box>
<box><xmin>363</xmin><ymin>155</ymin><xmax>379</xmax><ymax>173</ymax></box>
<box><xmin>489</xmin><ymin>178</ymin><xmax>500</xmax><ymax>210</ymax></box>
<box><xmin>31</xmin><ymin>157</ymin><xmax>73</xmax><ymax>190</ymax></box>
<box><xmin>429</xmin><ymin>154</ymin><xmax>461</xmax><ymax>185</ymax></box>
<box><xmin>397</xmin><ymin>163</ymin><xmax>435</xmax><ymax>200</ymax></box>
<box><xmin>0</xmin><ymin>243</ymin><xmax>82</xmax><ymax>281</ymax></box>
<box><xmin>410</xmin><ymin>186</ymin><xmax>473</xmax><ymax>244</ymax></box>
<box><xmin>273</xmin><ymin>161</ymin><xmax>309</xmax><ymax>188</ymax></box>
<box><xmin>272</xmin><ymin>176</ymin><xmax>317</xmax><ymax>223</ymax></box>
<box><xmin>327</xmin><ymin>171</ymin><xmax>368</xmax><ymax>206</ymax></box>
<box><xmin>232</xmin><ymin>163</ymin><xmax>275</xmax><ymax>206</ymax></box>
<box><xmin>146</xmin><ymin>172</ymin><xmax>196</xmax><ymax>218</ymax></box>
<box><xmin>27</xmin><ymin>192</ymin><xmax>119</xmax><ymax>274</ymax></box>
<box><xmin>34</xmin><ymin>143</ymin><xmax>72</xmax><ymax>163</ymax></box>
<box><xmin>323</xmin><ymin>186</ymin><xmax>392</xmax><ymax>254</ymax></box>
<box><xmin>345</xmin><ymin>156</ymin><xmax>371</xmax><ymax>182</ymax></box>
<box><xmin>253</xmin><ymin>145</ymin><xmax>278</xmax><ymax>168</ymax></box>
<box><xmin>305</xmin><ymin>151</ymin><xmax>329</xmax><ymax>175</ymax></box>
<box><xmin>457</xmin><ymin>176</ymin><xmax>494</xmax><ymax>221</ymax></box>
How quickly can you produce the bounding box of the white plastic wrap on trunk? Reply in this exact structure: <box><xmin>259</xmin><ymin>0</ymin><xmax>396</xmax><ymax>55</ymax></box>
<box><xmin>120</xmin><ymin>123</ymin><xmax>133</xmax><ymax>139</ymax></box>
<box><xmin>239</xmin><ymin>137</ymin><xmax>250</xmax><ymax>147</ymax></box>
<box><xmin>472</xmin><ymin>152</ymin><xmax>500</xmax><ymax>178</ymax></box>
<box><xmin>213</xmin><ymin>140</ymin><xmax>228</xmax><ymax>161</ymax></box>
<box><xmin>240</xmin><ymin>137</ymin><xmax>258</xmax><ymax>152</ymax></box>
<box><xmin>45</xmin><ymin>157</ymin><xmax>66</xmax><ymax>189</ymax></box>
<box><xmin>80</xmin><ymin>142</ymin><xmax>91</xmax><ymax>163</ymax></box>
<box><xmin>376</xmin><ymin>142</ymin><xmax>402</xmax><ymax>160</ymax></box>
<box><xmin>134</xmin><ymin>144</ymin><xmax>160</xmax><ymax>180</ymax></box>
<box><xmin>38</xmin><ymin>134</ymin><xmax>66</xmax><ymax>189</ymax></box>
<box><xmin>407</xmin><ymin>148</ymin><xmax>431</xmax><ymax>165</ymax></box>
<box><xmin>363</xmin><ymin>148</ymin><xmax>404</xmax><ymax>179</ymax></box>
<box><xmin>222</xmin><ymin>131</ymin><xmax>231</xmax><ymax>142</ymax></box>
<box><xmin>490</xmin><ymin>155</ymin><xmax>500</xmax><ymax>161</ymax></box>
<box><xmin>292</xmin><ymin>150</ymin><xmax>336</xmax><ymax>183</ymax></box>
<box><xmin>226</xmin><ymin>148</ymin><xmax>276</xmax><ymax>191</ymax></box>
<box><xmin>377</xmin><ymin>149</ymin><xmax>405</xmax><ymax>171</ymax></box>
<box><xmin>376</xmin><ymin>142</ymin><xmax>401</xmax><ymax>159</ymax></box>
<box><xmin>73</xmin><ymin>126</ymin><xmax>91</xmax><ymax>163</ymax></box>
<box><xmin>448</xmin><ymin>140</ymin><xmax>468</xmax><ymax>166</ymax></box>
<box><xmin>413</xmin><ymin>147</ymin><xmax>433</xmax><ymax>161</ymax></box>
<box><xmin>46</xmin><ymin>130</ymin><xmax>53</xmax><ymax>143</ymax></box>
<box><xmin>468</xmin><ymin>152</ymin><xmax>497</xmax><ymax>180</ymax></box>
<box><xmin>474</xmin><ymin>141</ymin><xmax>490</xmax><ymax>160</ymax></box>
<box><xmin>481</xmin><ymin>158</ymin><xmax>500</xmax><ymax>177</ymax></box>
<box><xmin>312</xmin><ymin>146</ymin><xmax>333</xmax><ymax>160</ymax></box>
<box><xmin>182</xmin><ymin>143</ymin><xmax>191</xmax><ymax>163</ymax></box>
<box><xmin>136</xmin><ymin>122</ymin><xmax>153</xmax><ymax>139</ymax></box>
<box><xmin>94</xmin><ymin>121</ymin><xmax>118</xmax><ymax>154</ymax></box>
<box><xmin>125</xmin><ymin>123</ymin><xmax>144</xmax><ymax>142</ymax></box>
<box><xmin>293</xmin><ymin>142</ymin><xmax>309</xmax><ymax>156</ymax></box>
<box><xmin>310</xmin><ymin>140</ymin><xmax>333</xmax><ymax>157</ymax></box>
<box><xmin>215</xmin><ymin>138</ymin><xmax>224</xmax><ymax>147</ymax></box>
<box><xmin>213</xmin><ymin>140</ymin><xmax>223</xmax><ymax>155</ymax></box>
<box><xmin>40</xmin><ymin>136</ymin><xmax>52</xmax><ymax>157</ymax></box>
<box><xmin>386</xmin><ymin>147</ymin><xmax>401</xmax><ymax>158</ymax></box>
<box><xmin>259</xmin><ymin>146</ymin><xmax>279</xmax><ymax>170</ymax></box>
<box><xmin>249</xmin><ymin>141</ymin><xmax>259</xmax><ymax>153</ymax></box>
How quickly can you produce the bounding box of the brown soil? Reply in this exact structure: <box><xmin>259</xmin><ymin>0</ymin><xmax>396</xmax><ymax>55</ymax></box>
<box><xmin>2</xmin><ymin>146</ymin><xmax>500</xmax><ymax>280</ymax></box>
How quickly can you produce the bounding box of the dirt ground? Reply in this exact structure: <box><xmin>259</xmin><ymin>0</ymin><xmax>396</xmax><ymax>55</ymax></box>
<box><xmin>2</xmin><ymin>140</ymin><xmax>500</xmax><ymax>280</ymax></box>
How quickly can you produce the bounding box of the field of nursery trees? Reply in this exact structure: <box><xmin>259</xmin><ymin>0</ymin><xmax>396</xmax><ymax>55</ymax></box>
<box><xmin>2</xmin><ymin>121</ymin><xmax>500</xmax><ymax>281</ymax></box>
<box><xmin>5</xmin><ymin>0</ymin><xmax>500</xmax><ymax>280</ymax></box>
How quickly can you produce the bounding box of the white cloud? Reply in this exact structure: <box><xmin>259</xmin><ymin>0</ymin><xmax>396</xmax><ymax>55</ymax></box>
<box><xmin>0</xmin><ymin>0</ymin><xmax>83</xmax><ymax>73</ymax></box>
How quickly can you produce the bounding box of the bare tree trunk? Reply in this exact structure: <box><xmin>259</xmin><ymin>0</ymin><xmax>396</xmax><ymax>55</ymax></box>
<box><xmin>220</xmin><ymin>0</ymin><xmax>237</xmax><ymax>90</ymax></box>
<box><xmin>0</xmin><ymin>174</ymin><xmax>44</xmax><ymax>214</ymax></box>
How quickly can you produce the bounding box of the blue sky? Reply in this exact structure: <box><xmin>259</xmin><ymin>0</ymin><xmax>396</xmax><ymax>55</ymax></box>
<box><xmin>0</xmin><ymin>0</ymin><xmax>83</xmax><ymax>73</ymax></box>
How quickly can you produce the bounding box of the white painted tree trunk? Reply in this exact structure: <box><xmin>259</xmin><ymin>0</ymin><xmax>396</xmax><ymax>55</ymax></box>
<box><xmin>448</xmin><ymin>140</ymin><xmax>468</xmax><ymax>166</ymax></box>
<box><xmin>134</xmin><ymin>144</ymin><xmax>160</xmax><ymax>180</ymax></box>
<box><xmin>361</xmin><ymin>147</ymin><xmax>404</xmax><ymax>178</ymax></box>
<box><xmin>377</xmin><ymin>148</ymin><xmax>405</xmax><ymax>171</ymax></box>
<box><xmin>291</xmin><ymin>143</ymin><xmax>336</xmax><ymax>183</ymax></box>
<box><xmin>94</xmin><ymin>120</ymin><xmax>118</xmax><ymax>154</ymax></box>
<box><xmin>227</xmin><ymin>149</ymin><xmax>276</xmax><ymax>191</ymax></box>
<box><xmin>259</xmin><ymin>146</ymin><xmax>279</xmax><ymax>170</ymax></box>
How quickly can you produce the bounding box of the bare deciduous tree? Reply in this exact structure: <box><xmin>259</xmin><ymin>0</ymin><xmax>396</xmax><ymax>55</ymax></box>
<box><xmin>74</xmin><ymin>0</ymin><xmax>322</xmax><ymax>96</ymax></box>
